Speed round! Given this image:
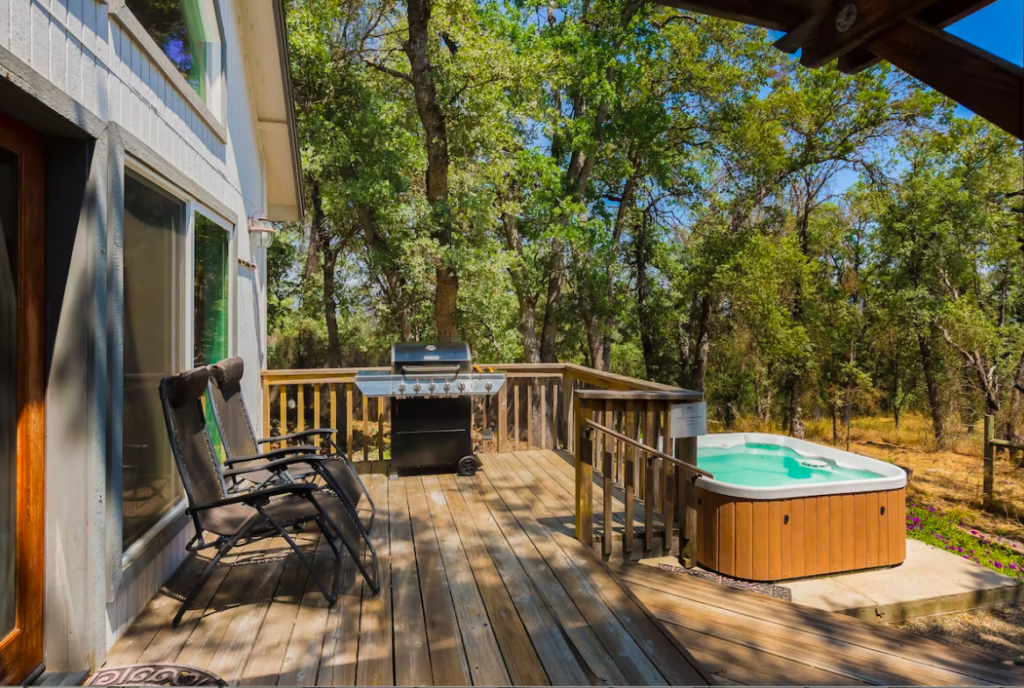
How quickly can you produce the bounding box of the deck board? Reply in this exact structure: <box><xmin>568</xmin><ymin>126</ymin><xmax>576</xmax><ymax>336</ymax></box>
<box><xmin>105</xmin><ymin>450</ymin><xmax>1021</xmax><ymax>687</ymax></box>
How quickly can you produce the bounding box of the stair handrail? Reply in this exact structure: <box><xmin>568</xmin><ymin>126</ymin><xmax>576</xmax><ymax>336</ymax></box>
<box><xmin>582</xmin><ymin>417</ymin><xmax>713</xmax><ymax>480</ymax></box>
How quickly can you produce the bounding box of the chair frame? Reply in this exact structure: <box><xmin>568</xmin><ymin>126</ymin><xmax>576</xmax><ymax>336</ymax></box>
<box><xmin>160</xmin><ymin>372</ymin><xmax>380</xmax><ymax>627</ymax></box>
<box><xmin>205</xmin><ymin>363</ymin><xmax>376</xmax><ymax>534</ymax></box>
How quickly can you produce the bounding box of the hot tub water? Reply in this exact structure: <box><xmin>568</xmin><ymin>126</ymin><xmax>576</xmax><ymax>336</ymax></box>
<box><xmin>698</xmin><ymin>442</ymin><xmax>881</xmax><ymax>488</ymax></box>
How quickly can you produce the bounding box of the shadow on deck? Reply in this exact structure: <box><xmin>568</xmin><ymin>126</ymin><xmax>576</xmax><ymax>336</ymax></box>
<box><xmin>104</xmin><ymin>451</ymin><xmax>709</xmax><ymax>686</ymax></box>
<box><xmin>106</xmin><ymin>449</ymin><xmax>1024</xmax><ymax>686</ymax></box>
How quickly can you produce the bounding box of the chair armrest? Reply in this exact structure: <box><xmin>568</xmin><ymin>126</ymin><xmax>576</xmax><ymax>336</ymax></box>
<box><xmin>224</xmin><ymin>444</ymin><xmax>319</xmax><ymax>466</ymax></box>
<box><xmin>258</xmin><ymin>428</ymin><xmax>338</xmax><ymax>444</ymax></box>
<box><xmin>222</xmin><ymin>455</ymin><xmax>327</xmax><ymax>478</ymax></box>
<box><xmin>188</xmin><ymin>482</ymin><xmax>319</xmax><ymax>512</ymax></box>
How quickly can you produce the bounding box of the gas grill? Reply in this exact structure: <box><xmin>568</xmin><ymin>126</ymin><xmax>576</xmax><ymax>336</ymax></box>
<box><xmin>354</xmin><ymin>343</ymin><xmax>505</xmax><ymax>476</ymax></box>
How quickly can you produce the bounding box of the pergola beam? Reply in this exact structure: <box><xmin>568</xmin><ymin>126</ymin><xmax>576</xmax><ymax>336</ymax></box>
<box><xmin>837</xmin><ymin>0</ymin><xmax>999</xmax><ymax>72</ymax></box>
<box><xmin>866</xmin><ymin>19</ymin><xmax>1023</xmax><ymax>138</ymax></box>
<box><xmin>793</xmin><ymin>0</ymin><xmax>939</xmax><ymax>67</ymax></box>
<box><xmin>654</xmin><ymin>0</ymin><xmax>1022</xmax><ymax>140</ymax></box>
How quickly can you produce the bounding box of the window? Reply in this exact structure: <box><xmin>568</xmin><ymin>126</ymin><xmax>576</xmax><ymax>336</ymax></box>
<box><xmin>123</xmin><ymin>0</ymin><xmax>222</xmax><ymax>104</ymax></box>
<box><xmin>122</xmin><ymin>171</ymin><xmax>186</xmax><ymax>551</ymax></box>
<box><xmin>194</xmin><ymin>212</ymin><xmax>231</xmax><ymax>461</ymax></box>
<box><xmin>193</xmin><ymin>213</ymin><xmax>230</xmax><ymax>368</ymax></box>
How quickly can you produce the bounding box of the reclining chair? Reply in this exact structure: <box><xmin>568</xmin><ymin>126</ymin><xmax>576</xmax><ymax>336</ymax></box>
<box><xmin>206</xmin><ymin>357</ymin><xmax>375</xmax><ymax>533</ymax></box>
<box><xmin>160</xmin><ymin>367</ymin><xmax>379</xmax><ymax>627</ymax></box>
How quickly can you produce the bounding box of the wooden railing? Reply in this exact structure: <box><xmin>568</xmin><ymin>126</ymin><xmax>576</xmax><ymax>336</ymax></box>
<box><xmin>573</xmin><ymin>389</ymin><xmax>705</xmax><ymax>563</ymax></box>
<box><xmin>260</xmin><ymin>363</ymin><xmax>704</xmax><ymax>561</ymax></box>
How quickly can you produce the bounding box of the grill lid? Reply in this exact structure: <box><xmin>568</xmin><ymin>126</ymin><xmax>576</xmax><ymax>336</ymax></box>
<box><xmin>392</xmin><ymin>342</ymin><xmax>471</xmax><ymax>366</ymax></box>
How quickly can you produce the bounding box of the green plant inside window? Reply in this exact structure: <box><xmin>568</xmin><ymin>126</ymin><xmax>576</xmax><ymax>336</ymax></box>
<box><xmin>194</xmin><ymin>213</ymin><xmax>230</xmax><ymax>459</ymax></box>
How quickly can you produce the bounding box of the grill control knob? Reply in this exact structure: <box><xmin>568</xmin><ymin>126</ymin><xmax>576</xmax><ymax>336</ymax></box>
<box><xmin>443</xmin><ymin>382</ymin><xmax>452</xmax><ymax>392</ymax></box>
<box><xmin>485</xmin><ymin>381</ymin><xmax>493</xmax><ymax>391</ymax></box>
<box><xmin>428</xmin><ymin>383</ymin><xmax>436</xmax><ymax>392</ymax></box>
<box><xmin>458</xmin><ymin>382</ymin><xmax>466</xmax><ymax>391</ymax></box>
<box><xmin>397</xmin><ymin>383</ymin><xmax>406</xmax><ymax>393</ymax></box>
<box><xmin>413</xmin><ymin>383</ymin><xmax>421</xmax><ymax>392</ymax></box>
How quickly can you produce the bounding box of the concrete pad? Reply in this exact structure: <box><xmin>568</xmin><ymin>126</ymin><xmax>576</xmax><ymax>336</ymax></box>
<box><xmin>640</xmin><ymin>539</ymin><xmax>1023</xmax><ymax>624</ymax></box>
<box><xmin>789</xmin><ymin>539</ymin><xmax>1024</xmax><ymax>623</ymax></box>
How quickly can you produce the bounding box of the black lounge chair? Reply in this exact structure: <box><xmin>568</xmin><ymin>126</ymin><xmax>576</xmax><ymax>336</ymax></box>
<box><xmin>205</xmin><ymin>357</ymin><xmax>375</xmax><ymax>533</ymax></box>
<box><xmin>159</xmin><ymin>367</ymin><xmax>379</xmax><ymax>627</ymax></box>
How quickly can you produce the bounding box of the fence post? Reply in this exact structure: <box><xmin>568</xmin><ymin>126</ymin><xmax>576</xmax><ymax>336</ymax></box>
<box><xmin>575</xmin><ymin>401</ymin><xmax>594</xmax><ymax>547</ymax></box>
<box><xmin>677</xmin><ymin>435</ymin><xmax>699</xmax><ymax>568</ymax></box>
<box><xmin>983</xmin><ymin>414</ymin><xmax>995</xmax><ymax>508</ymax></box>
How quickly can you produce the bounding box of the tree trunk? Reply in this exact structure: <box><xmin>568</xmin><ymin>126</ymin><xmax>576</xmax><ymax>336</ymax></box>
<box><xmin>635</xmin><ymin>215</ymin><xmax>657</xmax><ymax>380</ymax></box>
<box><xmin>322</xmin><ymin>242</ymin><xmax>342</xmax><ymax>367</ymax></box>
<box><xmin>918</xmin><ymin>332</ymin><xmax>945</xmax><ymax>448</ymax></box>
<box><xmin>305</xmin><ymin>179</ymin><xmax>325</xmax><ymax>279</ymax></box>
<box><xmin>359</xmin><ymin>203</ymin><xmax>413</xmax><ymax>341</ymax></box>
<box><xmin>1010</xmin><ymin>349</ymin><xmax>1024</xmax><ymax>452</ymax></box>
<box><xmin>501</xmin><ymin>210</ymin><xmax>540</xmax><ymax>362</ymax></box>
<box><xmin>580</xmin><ymin>302</ymin><xmax>605</xmax><ymax>371</ymax></box>
<box><xmin>787</xmin><ymin>375</ymin><xmax>804</xmax><ymax>438</ymax></box>
<box><xmin>540</xmin><ymin>243</ymin><xmax>563</xmax><ymax>362</ymax></box>
<box><xmin>403</xmin><ymin>0</ymin><xmax>458</xmax><ymax>341</ymax></box>
<box><xmin>787</xmin><ymin>194</ymin><xmax>813</xmax><ymax>438</ymax></box>
<box><xmin>687</xmin><ymin>294</ymin><xmax>712</xmax><ymax>392</ymax></box>
<box><xmin>540</xmin><ymin>3</ymin><xmax>644</xmax><ymax>364</ymax></box>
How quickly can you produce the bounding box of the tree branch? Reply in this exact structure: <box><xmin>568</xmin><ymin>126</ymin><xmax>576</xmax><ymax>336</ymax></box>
<box><xmin>363</xmin><ymin>58</ymin><xmax>413</xmax><ymax>83</ymax></box>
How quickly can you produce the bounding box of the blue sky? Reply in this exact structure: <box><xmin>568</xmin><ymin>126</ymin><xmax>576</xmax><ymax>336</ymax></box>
<box><xmin>947</xmin><ymin>0</ymin><xmax>1022</xmax><ymax>67</ymax></box>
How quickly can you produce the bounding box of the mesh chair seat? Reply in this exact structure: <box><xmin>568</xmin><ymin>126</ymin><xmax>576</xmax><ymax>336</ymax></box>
<box><xmin>198</xmin><ymin>490</ymin><xmax>365</xmax><ymax>544</ymax></box>
<box><xmin>207</xmin><ymin>357</ymin><xmax>375</xmax><ymax>532</ymax></box>
<box><xmin>159</xmin><ymin>366</ymin><xmax>379</xmax><ymax>628</ymax></box>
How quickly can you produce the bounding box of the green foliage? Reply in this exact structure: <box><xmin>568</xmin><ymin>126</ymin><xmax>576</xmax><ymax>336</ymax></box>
<box><xmin>907</xmin><ymin>502</ymin><xmax>1024</xmax><ymax>581</ymax></box>
<box><xmin>274</xmin><ymin>0</ymin><xmax>1024</xmax><ymax>445</ymax></box>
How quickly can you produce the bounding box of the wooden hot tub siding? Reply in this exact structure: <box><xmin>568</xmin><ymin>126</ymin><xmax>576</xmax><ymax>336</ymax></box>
<box><xmin>695</xmin><ymin>487</ymin><xmax>906</xmax><ymax>581</ymax></box>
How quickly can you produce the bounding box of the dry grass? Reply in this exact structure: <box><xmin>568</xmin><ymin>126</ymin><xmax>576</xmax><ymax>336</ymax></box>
<box><xmin>892</xmin><ymin>606</ymin><xmax>1024</xmax><ymax>661</ymax></box>
<box><xmin>723</xmin><ymin>413</ymin><xmax>1024</xmax><ymax>542</ymax></box>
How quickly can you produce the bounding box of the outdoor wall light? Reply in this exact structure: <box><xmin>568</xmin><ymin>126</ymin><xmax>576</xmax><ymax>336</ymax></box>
<box><xmin>248</xmin><ymin>212</ymin><xmax>276</xmax><ymax>248</ymax></box>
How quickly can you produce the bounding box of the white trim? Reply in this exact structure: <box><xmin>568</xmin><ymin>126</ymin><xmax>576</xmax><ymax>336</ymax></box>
<box><xmin>108</xmin><ymin>0</ymin><xmax>228</xmax><ymax>142</ymax></box>
<box><xmin>120</xmin><ymin>499</ymin><xmax>187</xmax><ymax>573</ymax></box>
<box><xmin>119</xmin><ymin>159</ymin><xmax>237</xmax><ymax>565</ymax></box>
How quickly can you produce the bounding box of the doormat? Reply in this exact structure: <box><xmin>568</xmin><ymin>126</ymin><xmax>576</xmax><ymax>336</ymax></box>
<box><xmin>656</xmin><ymin>563</ymin><xmax>793</xmax><ymax>601</ymax></box>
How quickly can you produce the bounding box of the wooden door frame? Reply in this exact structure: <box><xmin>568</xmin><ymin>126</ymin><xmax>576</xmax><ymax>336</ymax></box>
<box><xmin>0</xmin><ymin>115</ymin><xmax>46</xmax><ymax>685</ymax></box>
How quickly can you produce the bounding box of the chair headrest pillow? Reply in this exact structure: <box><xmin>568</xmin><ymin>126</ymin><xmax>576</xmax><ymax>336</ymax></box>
<box><xmin>208</xmin><ymin>356</ymin><xmax>245</xmax><ymax>389</ymax></box>
<box><xmin>163</xmin><ymin>367</ymin><xmax>211</xmax><ymax>408</ymax></box>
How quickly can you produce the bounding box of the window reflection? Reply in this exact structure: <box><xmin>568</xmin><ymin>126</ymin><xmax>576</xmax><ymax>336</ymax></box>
<box><xmin>123</xmin><ymin>0</ymin><xmax>221</xmax><ymax>102</ymax></box>
<box><xmin>122</xmin><ymin>171</ymin><xmax>186</xmax><ymax>550</ymax></box>
<box><xmin>0</xmin><ymin>147</ymin><xmax>19</xmax><ymax>638</ymax></box>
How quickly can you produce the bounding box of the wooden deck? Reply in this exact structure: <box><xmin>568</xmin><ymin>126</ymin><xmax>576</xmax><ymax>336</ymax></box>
<box><xmin>519</xmin><ymin>449</ymin><xmax>1024</xmax><ymax>687</ymax></box>
<box><xmin>105</xmin><ymin>451</ymin><xmax>710</xmax><ymax>686</ymax></box>
<box><xmin>106</xmin><ymin>449</ymin><xmax>1024</xmax><ymax>687</ymax></box>
<box><xmin>611</xmin><ymin>561</ymin><xmax>1024</xmax><ymax>687</ymax></box>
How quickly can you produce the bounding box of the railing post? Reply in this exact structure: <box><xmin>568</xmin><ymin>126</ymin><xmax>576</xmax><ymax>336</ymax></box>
<box><xmin>262</xmin><ymin>378</ymin><xmax>270</xmax><ymax>437</ymax></box>
<box><xmin>984</xmin><ymin>414</ymin><xmax>995</xmax><ymax>508</ymax></box>
<box><xmin>678</xmin><ymin>435</ymin><xmax>698</xmax><ymax>568</ymax></box>
<box><xmin>498</xmin><ymin>384</ymin><xmax>508</xmax><ymax>452</ymax></box>
<box><xmin>575</xmin><ymin>400</ymin><xmax>594</xmax><ymax>547</ymax></box>
<box><xmin>563</xmin><ymin>371</ymin><xmax>573</xmax><ymax>452</ymax></box>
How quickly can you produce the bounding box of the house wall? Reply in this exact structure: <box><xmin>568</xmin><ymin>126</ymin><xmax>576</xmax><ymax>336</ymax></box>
<box><xmin>1</xmin><ymin>0</ymin><xmax>272</xmax><ymax>672</ymax></box>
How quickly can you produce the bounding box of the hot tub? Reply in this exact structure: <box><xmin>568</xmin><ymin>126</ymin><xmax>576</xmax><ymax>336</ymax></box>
<box><xmin>693</xmin><ymin>433</ymin><xmax>907</xmax><ymax>582</ymax></box>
